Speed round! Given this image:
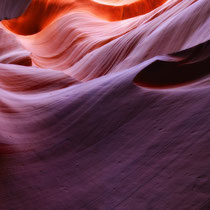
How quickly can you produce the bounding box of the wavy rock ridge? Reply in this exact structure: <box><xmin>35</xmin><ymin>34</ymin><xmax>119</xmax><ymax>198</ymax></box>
<box><xmin>0</xmin><ymin>0</ymin><xmax>210</xmax><ymax>209</ymax></box>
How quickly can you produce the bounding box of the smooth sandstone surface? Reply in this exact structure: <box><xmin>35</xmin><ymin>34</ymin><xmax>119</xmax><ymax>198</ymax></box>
<box><xmin>0</xmin><ymin>0</ymin><xmax>210</xmax><ymax>209</ymax></box>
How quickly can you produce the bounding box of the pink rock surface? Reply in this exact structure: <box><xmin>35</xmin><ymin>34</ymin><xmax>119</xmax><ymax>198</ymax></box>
<box><xmin>0</xmin><ymin>0</ymin><xmax>210</xmax><ymax>209</ymax></box>
<box><xmin>0</xmin><ymin>27</ymin><xmax>31</xmax><ymax>65</ymax></box>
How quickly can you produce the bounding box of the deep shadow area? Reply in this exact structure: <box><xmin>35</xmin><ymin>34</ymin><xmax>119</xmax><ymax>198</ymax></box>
<box><xmin>134</xmin><ymin>40</ymin><xmax>210</xmax><ymax>88</ymax></box>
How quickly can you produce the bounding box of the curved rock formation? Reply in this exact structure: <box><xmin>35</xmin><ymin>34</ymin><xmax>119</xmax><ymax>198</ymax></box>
<box><xmin>2</xmin><ymin>0</ymin><xmax>167</xmax><ymax>35</ymax></box>
<box><xmin>0</xmin><ymin>0</ymin><xmax>210</xmax><ymax>209</ymax></box>
<box><xmin>134</xmin><ymin>40</ymin><xmax>210</xmax><ymax>88</ymax></box>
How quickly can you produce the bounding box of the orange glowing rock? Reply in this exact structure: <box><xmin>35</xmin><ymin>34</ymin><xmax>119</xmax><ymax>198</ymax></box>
<box><xmin>2</xmin><ymin>0</ymin><xmax>167</xmax><ymax>35</ymax></box>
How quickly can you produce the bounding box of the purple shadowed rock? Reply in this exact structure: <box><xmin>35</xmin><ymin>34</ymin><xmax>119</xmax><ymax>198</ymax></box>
<box><xmin>0</xmin><ymin>0</ymin><xmax>32</xmax><ymax>20</ymax></box>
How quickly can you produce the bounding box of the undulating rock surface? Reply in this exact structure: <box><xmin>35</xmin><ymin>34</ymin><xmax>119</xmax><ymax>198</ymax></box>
<box><xmin>0</xmin><ymin>0</ymin><xmax>210</xmax><ymax>209</ymax></box>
